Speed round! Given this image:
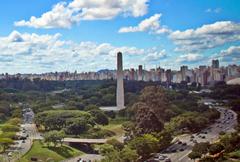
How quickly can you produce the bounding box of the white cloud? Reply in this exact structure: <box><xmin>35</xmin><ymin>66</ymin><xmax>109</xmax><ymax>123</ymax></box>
<box><xmin>0</xmin><ymin>31</ymin><xmax>165</xmax><ymax>73</ymax></box>
<box><xmin>217</xmin><ymin>46</ymin><xmax>240</xmax><ymax>62</ymax></box>
<box><xmin>169</xmin><ymin>21</ymin><xmax>240</xmax><ymax>52</ymax></box>
<box><xmin>176</xmin><ymin>53</ymin><xmax>204</xmax><ymax>63</ymax></box>
<box><xmin>205</xmin><ymin>8</ymin><xmax>221</xmax><ymax>14</ymax></box>
<box><xmin>15</xmin><ymin>0</ymin><xmax>149</xmax><ymax>29</ymax></box>
<box><xmin>119</xmin><ymin>13</ymin><xmax>171</xmax><ymax>34</ymax></box>
<box><xmin>143</xmin><ymin>49</ymin><xmax>166</xmax><ymax>62</ymax></box>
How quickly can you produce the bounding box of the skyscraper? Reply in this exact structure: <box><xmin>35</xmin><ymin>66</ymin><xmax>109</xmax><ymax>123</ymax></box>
<box><xmin>212</xmin><ymin>59</ymin><xmax>219</xmax><ymax>68</ymax></box>
<box><xmin>117</xmin><ymin>52</ymin><xmax>125</xmax><ymax>110</ymax></box>
<box><xmin>138</xmin><ymin>65</ymin><xmax>143</xmax><ymax>81</ymax></box>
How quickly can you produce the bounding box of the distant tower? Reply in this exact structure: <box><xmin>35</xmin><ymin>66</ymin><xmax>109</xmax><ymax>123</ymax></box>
<box><xmin>117</xmin><ymin>52</ymin><xmax>125</xmax><ymax>110</ymax></box>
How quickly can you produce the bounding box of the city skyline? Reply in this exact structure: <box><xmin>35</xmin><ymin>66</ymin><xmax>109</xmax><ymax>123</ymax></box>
<box><xmin>2</xmin><ymin>58</ymin><xmax>240</xmax><ymax>87</ymax></box>
<box><xmin>0</xmin><ymin>0</ymin><xmax>240</xmax><ymax>73</ymax></box>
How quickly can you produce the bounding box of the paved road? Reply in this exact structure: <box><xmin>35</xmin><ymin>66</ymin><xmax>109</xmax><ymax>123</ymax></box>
<box><xmin>158</xmin><ymin>105</ymin><xmax>238</xmax><ymax>162</ymax></box>
<box><xmin>2</xmin><ymin>107</ymin><xmax>41</xmax><ymax>162</ymax></box>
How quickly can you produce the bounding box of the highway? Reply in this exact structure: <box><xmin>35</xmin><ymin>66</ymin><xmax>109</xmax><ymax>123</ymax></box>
<box><xmin>152</xmin><ymin>104</ymin><xmax>238</xmax><ymax>162</ymax></box>
<box><xmin>2</xmin><ymin>107</ymin><xmax>42</xmax><ymax>162</ymax></box>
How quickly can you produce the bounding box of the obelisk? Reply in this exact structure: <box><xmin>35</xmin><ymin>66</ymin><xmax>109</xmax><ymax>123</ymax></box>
<box><xmin>117</xmin><ymin>52</ymin><xmax>124</xmax><ymax>110</ymax></box>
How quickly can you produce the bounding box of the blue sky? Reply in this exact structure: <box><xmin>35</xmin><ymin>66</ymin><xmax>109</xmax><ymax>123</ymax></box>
<box><xmin>0</xmin><ymin>0</ymin><xmax>240</xmax><ymax>74</ymax></box>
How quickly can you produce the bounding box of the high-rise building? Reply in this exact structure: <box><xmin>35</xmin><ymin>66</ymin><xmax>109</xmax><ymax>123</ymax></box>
<box><xmin>129</xmin><ymin>68</ymin><xmax>135</xmax><ymax>80</ymax></box>
<box><xmin>166</xmin><ymin>69</ymin><xmax>172</xmax><ymax>85</ymax></box>
<box><xmin>138</xmin><ymin>65</ymin><xmax>143</xmax><ymax>81</ymax></box>
<box><xmin>180</xmin><ymin>66</ymin><xmax>188</xmax><ymax>81</ymax></box>
<box><xmin>212</xmin><ymin>59</ymin><xmax>219</xmax><ymax>68</ymax></box>
<box><xmin>117</xmin><ymin>52</ymin><xmax>125</xmax><ymax>110</ymax></box>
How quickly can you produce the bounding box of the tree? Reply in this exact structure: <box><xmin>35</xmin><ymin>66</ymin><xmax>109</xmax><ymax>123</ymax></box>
<box><xmin>128</xmin><ymin>134</ymin><xmax>159</xmax><ymax>160</ymax></box>
<box><xmin>192</xmin><ymin>142</ymin><xmax>210</xmax><ymax>156</ymax></box>
<box><xmin>188</xmin><ymin>151</ymin><xmax>201</xmax><ymax>162</ymax></box>
<box><xmin>99</xmin><ymin>144</ymin><xmax>115</xmax><ymax>155</ymax></box>
<box><xmin>209</xmin><ymin>143</ymin><xmax>224</xmax><ymax>155</ymax></box>
<box><xmin>88</xmin><ymin>109</ymin><xmax>109</xmax><ymax>125</ymax></box>
<box><xmin>220</xmin><ymin>132</ymin><xmax>240</xmax><ymax>152</ymax></box>
<box><xmin>120</xmin><ymin>146</ymin><xmax>138</xmax><ymax>162</ymax></box>
<box><xmin>99</xmin><ymin>144</ymin><xmax>138</xmax><ymax>162</ymax></box>
<box><xmin>0</xmin><ymin>138</ymin><xmax>14</xmax><ymax>152</ymax></box>
<box><xmin>1</xmin><ymin>124</ymin><xmax>19</xmax><ymax>132</ymax></box>
<box><xmin>7</xmin><ymin>118</ymin><xmax>21</xmax><ymax>125</ymax></box>
<box><xmin>106</xmin><ymin>138</ymin><xmax>124</xmax><ymax>151</ymax></box>
<box><xmin>130</xmin><ymin>86</ymin><xmax>169</xmax><ymax>134</ymax></box>
<box><xmin>44</xmin><ymin>130</ymin><xmax>65</xmax><ymax>147</ymax></box>
<box><xmin>65</xmin><ymin>118</ymin><xmax>91</xmax><ymax>135</ymax></box>
<box><xmin>157</xmin><ymin>130</ymin><xmax>173</xmax><ymax>151</ymax></box>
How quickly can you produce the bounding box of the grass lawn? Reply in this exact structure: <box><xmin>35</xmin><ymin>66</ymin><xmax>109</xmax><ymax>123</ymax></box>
<box><xmin>21</xmin><ymin>140</ymin><xmax>84</xmax><ymax>162</ymax></box>
<box><xmin>101</xmin><ymin>118</ymin><xmax>128</xmax><ymax>138</ymax></box>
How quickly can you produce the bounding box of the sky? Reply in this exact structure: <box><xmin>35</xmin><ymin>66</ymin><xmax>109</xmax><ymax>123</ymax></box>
<box><xmin>0</xmin><ymin>0</ymin><xmax>240</xmax><ymax>74</ymax></box>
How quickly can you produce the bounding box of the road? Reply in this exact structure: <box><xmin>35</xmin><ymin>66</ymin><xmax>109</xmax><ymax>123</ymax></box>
<box><xmin>156</xmin><ymin>104</ymin><xmax>238</xmax><ymax>162</ymax></box>
<box><xmin>2</xmin><ymin>107</ymin><xmax>42</xmax><ymax>162</ymax></box>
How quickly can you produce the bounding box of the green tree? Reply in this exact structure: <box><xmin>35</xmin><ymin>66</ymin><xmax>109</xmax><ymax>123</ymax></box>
<box><xmin>209</xmin><ymin>143</ymin><xmax>224</xmax><ymax>155</ymax></box>
<box><xmin>88</xmin><ymin>109</ymin><xmax>109</xmax><ymax>125</ymax></box>
<box><xmin>0</xmin><ymin>138</ymin><xmax>14</xmax><ymax>152</ymax></box>
<box><xmin>192</xmin><ymin>142</ymin><xmax>210</xmax><ymax>156</ymax></box>
<box><xmin>44</xmin><ymin>130</ymin><xmax>65</xmax><ymax>147</ymax></box>
<box><xmin>120</xmin><ymin>146</ymin><xmax>138</xmax><ymax>162</ymax></box>
<box><xmin>65</xmin><ymin>118</ymin><xmax>91</xmax><ymax>135</ymax></box>
<box><xmin>128</xmin><ymin>134</ymin><xmax>159</xmax><ymax>159</ymax></box>
<box><xmin>131</xmin><ymin>86</ymin><xmax>168</xmax><ymax>134</ymax></box>
<box><xmin>188</xmin><ymin>151</ymin><xmax>201</xmax><ymax>162</ymax></box>
<box><xmin>106</xmin><ymin>138</ymin><xmax>124</xmax><ymax>151</ymax></box>
<box><xmin>1</xmin><ymin>124</ymin><xmax>19</xmax><ymax>132</ymax></box>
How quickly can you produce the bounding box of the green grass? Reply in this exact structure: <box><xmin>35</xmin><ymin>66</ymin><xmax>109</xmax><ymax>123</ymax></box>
<box><xmin>21</xmin><ymin>140</ymin><xmax>84</xmax><ymax>162</ymax></box>
<box><xmin>101</xmin><ymin>118</ymin><xmax>128</xmax><ymax>138</ymax></box>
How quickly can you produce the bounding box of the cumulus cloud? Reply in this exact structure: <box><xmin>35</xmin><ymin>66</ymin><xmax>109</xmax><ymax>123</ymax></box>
<box><xmin>176</xmin><ymin>53</ymin><xmax>204</xmax><ymax>63</ymax></box>
<box><xmin>119</xmin><ymin>13</ymin><xmax>171</xmax><ymax>34</ymax></box>
<box><xmin>169</xmin><ymin>21</ymin><xmax>240</xmax><ymax>52</ymax></box>
<box><xmin>143</xmin><ymin>49</ymin><xmax>166</xmax><ymax>62</ymax></box>
<box><xmin>14</xmin><ymin>0</ymin><xmax>149</xmax><ymax>29</ymax></box>
<box><xmin>217</xmin><ymin>46</ymin><xmax>240</xmax><ymax>62</ymax></box>
<box><xmin>0</xmin><ymin>31</ymin><xmax>165</xmax><ymax>73</ymax></box>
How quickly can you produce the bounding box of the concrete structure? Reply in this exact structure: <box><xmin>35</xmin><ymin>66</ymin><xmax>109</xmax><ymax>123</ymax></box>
<box><xmin>117</xmin><ymin>52</ymin><xmax>125</xmax><ymax>110</ymax></box>
<box><xmin>63</xmin><ymin>138</ymin><xmax>107</xmax><ymax>144</ymax></box>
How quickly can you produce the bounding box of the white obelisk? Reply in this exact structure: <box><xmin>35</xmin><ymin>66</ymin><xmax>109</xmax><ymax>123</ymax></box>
<box><xmin>117</xmin><ymin>52</ymin><xmax>124</xmax><ymax>110</ymax></box>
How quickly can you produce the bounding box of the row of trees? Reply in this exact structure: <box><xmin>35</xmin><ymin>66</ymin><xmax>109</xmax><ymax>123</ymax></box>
<box><xmin>0</xmin><ymin>118</ymin><xmax>21</xmax><ymax>153</ymax></box>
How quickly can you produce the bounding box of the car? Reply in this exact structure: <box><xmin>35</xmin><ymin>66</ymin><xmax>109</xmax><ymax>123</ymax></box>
<box><xmin>193</xmin><ymin>140</ymin><xmax>198</xmax><ymax>143</ymax></box>
<box><xmin>171</xmin><ymin>149</ymin><xmax>177</xmax><ymax>153</ymax></box>
<box><xmin>201</xmin><ymin>136</ymin><xmax>206</xmax><ymax>139</ymax></box>
<box><xmin>190</xmin><ymin>135</ymin><xmax>194</xmax><ymax>138</ymax></box>
<box><xmin>177</xmin><ymin>141</ymin><xmax>182</xmax><ymax>144</ymax></box>
<box><xmin>182</xmin><ymin>142</ymin><xmax>187</xmax><ymax>146</ymax></box>
<box><xmin>22</xmin><ymin>140</ymin><xmax>26</xmax><ymax>143</ymax></box>
<box><xmin>179</xmin><ymin>148</ymin><xmax>185</xmax><ymax>151</ymax></box>
<box><xmin>165</xmin><ymin>158</ymin><xmax>171</xmax><ymax>162</ymax></box>
<box><xmin>159</xmin><ymin>155</ymin><xmax>166</xmax><ymax>160</ymax></box>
